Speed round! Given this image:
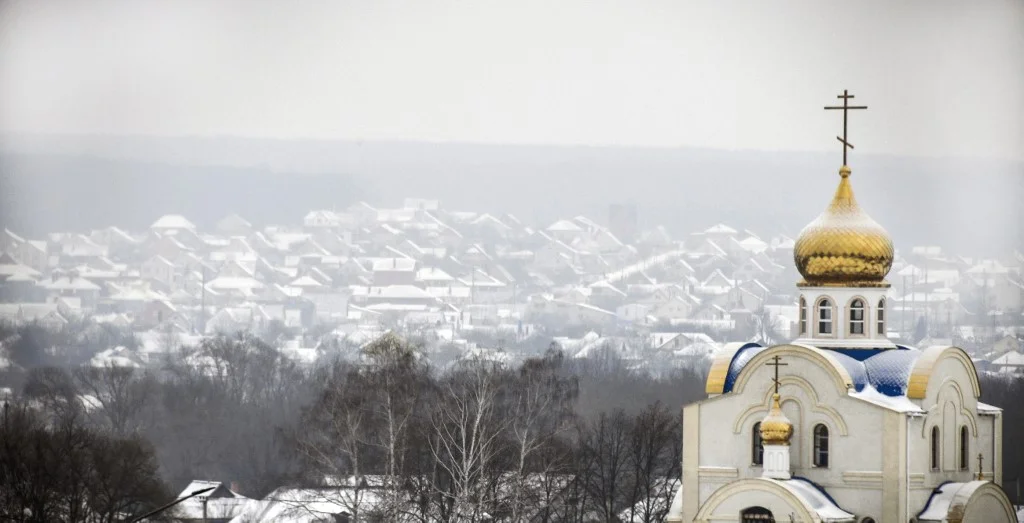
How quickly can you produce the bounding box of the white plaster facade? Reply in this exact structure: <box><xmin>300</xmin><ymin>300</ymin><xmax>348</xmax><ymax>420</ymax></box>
<box><xmin>664</xmin><ymin>340</ymin><xmax>1020</xmax><ymax>522</ymax></box>
<box><xmin>664</xmin><ymin>153</ymin><xmax>1016</xmax><ymax>521</ymax></box>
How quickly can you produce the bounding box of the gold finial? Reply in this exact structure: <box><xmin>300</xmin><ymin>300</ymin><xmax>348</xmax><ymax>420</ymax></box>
<box><xmin>839</xmin><ymin>165</ymin><xmax>851</xmax><ymax>178</ymax></box>
<box><xmin>760</xmin><ymin>393</ymin><xmax>793</xmax><ymax>446</ymax></box>
<box><xmin>825</xmin><ymin>89</ymin><xmax>868</xmax><ymax>167</ymax></box>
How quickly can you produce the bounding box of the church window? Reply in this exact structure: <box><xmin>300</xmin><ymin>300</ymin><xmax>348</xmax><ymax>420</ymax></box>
<box><xmin>740</xmin><ymin>507</ymin><xmax>775</xmax><ymax>522</ymax></box>
<box><xmin>817</xmin><ymin>298</ymin><xmax>833</xmax><ymax>335</ymax></box>
<box><xmin>877</xmin><ymin>298</ymin><xmax>886</xmax><ymax>335</ymax></box>
<box><xmin>813</xmin><ymin>424</ymin><xmax>829</xmax><ymax>467</ymax></box>
<box><xmin>959</xmin><ymin>426</ymin><xmax>969</xmax><ymax>471</ymax></box>
<box><xmin>931</xmin><ymin>426</ymin><xmax>940</xmax><ymax>470</ymax></box>
<box><xmin>849</xmin><ymin>298</ymin><xmax>865</xmax><ymax>335</ymax></box>
<box><xmin>752</xmin><ymin>422</ymin><xmax>764</xmax><ymax>465</ymax></box>
<box><xmin>799</xmin><ymin>296</ymin><xmax>807</xmax><ymax>335</ymax></box>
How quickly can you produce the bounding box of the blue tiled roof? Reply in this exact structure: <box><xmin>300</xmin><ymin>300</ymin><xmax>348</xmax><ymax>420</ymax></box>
<box><xmin>721</xmin><ymin>344</ymin><xmax>922</xmax><ymax>397</ymax></box>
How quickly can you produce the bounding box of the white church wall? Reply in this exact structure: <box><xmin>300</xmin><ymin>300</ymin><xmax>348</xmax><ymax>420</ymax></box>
<box><xmin>795</xmin><ymin>286</ymin><xmax>895</xmax><ymax>348</ymax></box>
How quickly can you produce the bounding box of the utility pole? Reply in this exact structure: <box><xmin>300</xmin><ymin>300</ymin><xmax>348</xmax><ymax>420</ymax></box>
<box><xmin>911</xmin><ymin>271</ymin><xmax>917</xmax><ymax>338</ymax></box>
<box><xmin>902</xmin><ymin>274</ymin><xmax>908</xmax><ymax>336</ymax></box>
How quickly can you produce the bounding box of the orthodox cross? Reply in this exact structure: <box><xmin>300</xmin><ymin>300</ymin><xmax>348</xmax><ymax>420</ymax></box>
<box><xmin>977</xmin><ymin>453</ymin><xmax>985</xmax><ymax>481</ymax></box>
<box><xmin>824</xmin><ymin>89</ymin><xmax>868</xmax><ymax>166</ymax></box>
<box><xmin>766</xmin><ymin>355</ymin><xmax>788</xmax><ymax>395</ymax></box>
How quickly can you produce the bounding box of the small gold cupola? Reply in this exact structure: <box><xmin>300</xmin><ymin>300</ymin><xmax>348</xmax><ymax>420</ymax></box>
<box><xmin>760</xmin><ymin>393</ymin><xmax>794</xmax><ymax>446</ymax></box>
<box><xmin>793</xmin><ymin>165</ymin><xmax>894</xmax><ymax>287</ymax></box>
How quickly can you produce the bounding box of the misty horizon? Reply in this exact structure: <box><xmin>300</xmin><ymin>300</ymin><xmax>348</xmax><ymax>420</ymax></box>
<box><xmin>1</xmin><ymin>133</ymin><xmax>1021</xmax><ymax>257</ymax></box>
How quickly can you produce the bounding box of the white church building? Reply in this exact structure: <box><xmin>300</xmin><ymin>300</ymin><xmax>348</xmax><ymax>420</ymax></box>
<box><xmin>665</xmin><ymin>94</ymin><xmax>1017</xmax><ymax>523</ymax></box>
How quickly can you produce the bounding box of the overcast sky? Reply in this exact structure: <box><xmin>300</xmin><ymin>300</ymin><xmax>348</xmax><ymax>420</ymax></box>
<box><xmin>1</xmin><ymin>0</ymin><xmax>1022</xmax><ymax>161</ymax></box>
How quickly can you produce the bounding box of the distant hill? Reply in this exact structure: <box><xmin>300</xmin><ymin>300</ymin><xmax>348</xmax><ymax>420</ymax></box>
<box><xmin>0</xmin><ymin>134</ymin><xmax>1021</xmax><ymax>256</ymax></box>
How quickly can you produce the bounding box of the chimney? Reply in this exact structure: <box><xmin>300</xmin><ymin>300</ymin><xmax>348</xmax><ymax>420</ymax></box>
<box><xmin>392</xmin><ymin>257</ymin><xmax>397</xmax><ymax>268</ymax></box>
<box><xmin>230</xmin><ymin>481</ymin><xmax>242</xmax><ymax>495</ymax></box>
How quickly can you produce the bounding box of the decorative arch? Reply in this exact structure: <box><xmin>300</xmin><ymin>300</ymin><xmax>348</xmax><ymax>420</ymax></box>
<box><xmin>731</xmin><ymin>345</ymin><xmax>854</xmax><ymax>398</ymax></box>
<box><xmin>876</xmin><ymin>297</ymin><xmax>886</xmax><ymax>336</ymax></box>
<box><xmin>960</xmin><ymin>425</ymin><xmax>970</xmax><ymax>471</ymax></box>
<box><xmin>907</xmin><ymin>346</ymin><xmax>981</xmax><ymax>400</ymax></box>
<box><xmin>959</xmin><ymin>482</ymin><xmax>1018</xmax><ymax>522</ymax></box>
<box><xmin>798</xmin><ymin>295</ymin><xmax>808</xmax><ymax>335</ymax></box>
<box><xmin>917</xmin><ymin>481</ymin><xmax>1018</xmax><ymax>523</ymax></box>
<box><xmin>694</xmin><ymin>479</ymin><xmax>817</xmax><ymax>523</ymax></box>
<box><xmin>845</xmin><ymin>295</ymin><xmax>869</xmax><ymax>337</ymax></box>
<box><xmin>732</xmin><ymin>375</ymin><xmax>849</xmax><ymax>436</ymax></box>
<box><xmin>920</xmin><ymin>379</ymin><xmax>978</xmax><ymax>438</ymax></box>
<box><xmin>813</xmin><ymin>423</ymin><xmax>830</xmax><ymax>467</ymax></box>
<box><xmin>814</xmin><ymin>296</ymin><xmax>836</xmax><ymax>337</ymax></box>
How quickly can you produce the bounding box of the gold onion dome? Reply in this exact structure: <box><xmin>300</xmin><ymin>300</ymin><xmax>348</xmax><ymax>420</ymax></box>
<box><xmin>794</xmin><ymin>165</ymin><xmax>894</xmax><ymax>286</ymax></box>
<box><xmin>760</xmin><ymin>394</ymin><xmax>793</xmax><ymax>446</ymax></box>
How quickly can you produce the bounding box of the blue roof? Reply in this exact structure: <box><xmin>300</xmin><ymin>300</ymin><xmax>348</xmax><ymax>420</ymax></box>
<box><xmin>721</xmin><ymin>343</ymin><xmax>922</xmax><ymax>397</ymax></box>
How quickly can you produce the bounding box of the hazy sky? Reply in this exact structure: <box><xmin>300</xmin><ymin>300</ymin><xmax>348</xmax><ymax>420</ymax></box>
<box><xmin>1</xmin><ymin>0</ymin><xmax>1022</xmax><ymax>161</ymax></box>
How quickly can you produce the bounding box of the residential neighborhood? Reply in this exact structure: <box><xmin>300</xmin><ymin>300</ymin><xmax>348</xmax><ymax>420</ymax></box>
<box><xmin>1</xmin><ymin>198</ymin><xmax>1022</xmax><ymax>374</ymax></box>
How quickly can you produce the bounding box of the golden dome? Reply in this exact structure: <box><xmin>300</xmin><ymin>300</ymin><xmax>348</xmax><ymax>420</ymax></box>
<box><xmin>793</xmin><ymin>165</ymin><xmax>894</xmax><ymax>286</ymax></box>
<box><xmin>760</xmin><ymin>394</ymin><xmax>793</xmax><ymax>446</ymax></box>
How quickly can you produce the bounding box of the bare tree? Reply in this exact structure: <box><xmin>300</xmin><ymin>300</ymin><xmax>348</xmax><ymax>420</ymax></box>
<box><xmin>296</xmin><ymin>359</ymin><xmax>372</xmax><ymax>520</ymax></box>
<box><xmin>73</xmin><ymin>364</ymin><xmax>157</xmax><ymax>436</ymax></box>
<box><xmin>506</xmin><ymin>350</ymin><xmax>578</xmax><ymax>522</ymax></box>
<box><xmin>579</xmin><ymin>410</ymin><xmax>632</xmax><ymax>523</ymax></box>
<box><xmin>429</xmin><ymin>358</ymin><xmax>511</xmax><ymax>522</ymax></box>
<box><xmin>625</xmin><ymin>402</ymin><xmax>681</xmax><ymax>523</ymax></box>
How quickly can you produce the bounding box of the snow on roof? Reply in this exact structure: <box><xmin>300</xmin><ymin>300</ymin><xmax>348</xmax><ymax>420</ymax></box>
<box><xmin>704</xmin><ymin>223</ymin><xmax>738</xmax><ymax>235</ymax></box>
<box><xmin>371</xmin><ymin>257</ymin><xmax>416</xmax><ymax>272</ymax></box>
<box><xmin>150</xmin><ymin>214</ymin><xmax>196</xmax><ymax>230</ymax></box>
<box><xmin>848</xmin><ymin>384</ymin><xmax>923</xmax><ymax>413</ymax></box>
<box><xmin>977</xmin><ymin>402</ymin><xmax>1002</xmax><ymax>415</ymax></box>
<box><xmin>38</xmin><ymin>276</ymin><xmax>101</xmax><ymax>291</ymax></box>
<box><xmin>289</xmin><ymin>275</ymin><xmax>323</xmax><ymax>288</ymax></box>
<box><xmin>89</xmin><ymin>347</ymin><xmax>142</xmax><ymax>368</ymax></box>
<box><xmin>416</xmin><ymin>267</ymin><xmax>454</xmax><ymax>282</ymax></box>
<box><xmin>229</xmin><ymin>487</ymin><xmax>380</xmax><ymax>523</ymax></box>
<box><xmin>364</xmin><ymin>284</ymin><xmax>436</xmax><ymax>300</ymax></box>
<box><xmin>546</xmin><ymin>219</ymin><xmax>583</xmax><ymax>232</ymax></box>
<box><xmin>775</xmin><ymin>477</ymin><xmax>856</xmax><ymax>522</ymax></box>
<box><xmin>916</xmin><ymin>481</ymin><xmax>962</xmax><ymax>521</ymax></box>
<box><xmin>207</xmin><ymin>276</ymin><xmax>265</xmax><ymax>291</ymax></box>
<box><xmin>992</xmin><ymin>351</ymin><xmax>1024</xmax><ymax>366</ymax></box>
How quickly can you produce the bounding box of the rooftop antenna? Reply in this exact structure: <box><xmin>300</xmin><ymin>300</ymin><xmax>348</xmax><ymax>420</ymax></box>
<box><xmin>824</xmin><ymin>89</ymin><xmax>868</xmax><ymax>166</ymax></box>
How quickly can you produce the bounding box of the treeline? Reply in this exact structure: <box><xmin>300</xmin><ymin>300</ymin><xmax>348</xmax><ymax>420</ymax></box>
<box><xmin>0</xmin><ymin>324</ymin><xmax>699</xmax><ymax>522</ymax></box>
<box><xmin>2</xmin><ymin>320</ymin><xmax>1023</xmax><ymax>522</ymax></box>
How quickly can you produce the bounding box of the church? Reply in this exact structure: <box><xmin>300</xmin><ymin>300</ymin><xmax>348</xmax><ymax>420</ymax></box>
<box><xmin>664</xmin><ymin>92</ymin><xmax>1018</xmax><ymax>523</ymax></box>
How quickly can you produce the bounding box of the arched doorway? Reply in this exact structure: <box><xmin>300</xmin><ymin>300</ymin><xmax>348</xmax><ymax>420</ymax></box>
<box><xmin>741</xmin><ymin>506</ymin><xmax>775</xmax><ymax>522</ymax></box>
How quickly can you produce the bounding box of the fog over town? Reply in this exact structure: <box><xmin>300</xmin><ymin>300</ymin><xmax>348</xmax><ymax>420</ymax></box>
<box><xmin>0</xmin><ymin>1</ymin><xmax>1022</xmax><ymax>522</ymax></box>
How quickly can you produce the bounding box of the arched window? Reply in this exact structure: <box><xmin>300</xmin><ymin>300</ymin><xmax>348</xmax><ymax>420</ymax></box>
<box><xmin>752</xmin><ymin>422</ymin><xmax>764</xmax><ymax>465</ymax></box>
<box><xmin>877</xmin><ymin>298</ymin><xmax>886</xmax><ymax>335</ymax></box>
<box><xmin>817</xmin><ymin>298</ymin><xmax>833</xmax><ymax>335</ymax></box>
<box><xmin>813</xmin><ymin>424</ymin><xmax>830</xmax><ymax>467</ymax></box>
<box><xmin>741</xmin><ymin>506</ymin><xmax>775</xmax><ymax>522</ymax></box>
<box><xmin>849</xmin><ymin>298</ymin><xmax>865</xmax><ymax>335</ymax></box>
<box><xmin>799</xmin><ymin>296</ymin><xmax>807</xmax><ymax>335</ymax></box>
<box><xmin>960</xmin><ymin>426</ymin><xmax>969</xmax><ymax>471</ymax></box>
<box><xmin>931</xmin><ymin>426</ymin><xmax>940</xmax><ymax>470</ymax></box>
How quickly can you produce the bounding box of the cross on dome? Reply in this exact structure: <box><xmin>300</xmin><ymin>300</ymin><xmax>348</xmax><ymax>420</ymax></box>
<box><xmin>824</xmin><ymin>89</ymin><xmax>868</xmax><ymax>166</ymax></box>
